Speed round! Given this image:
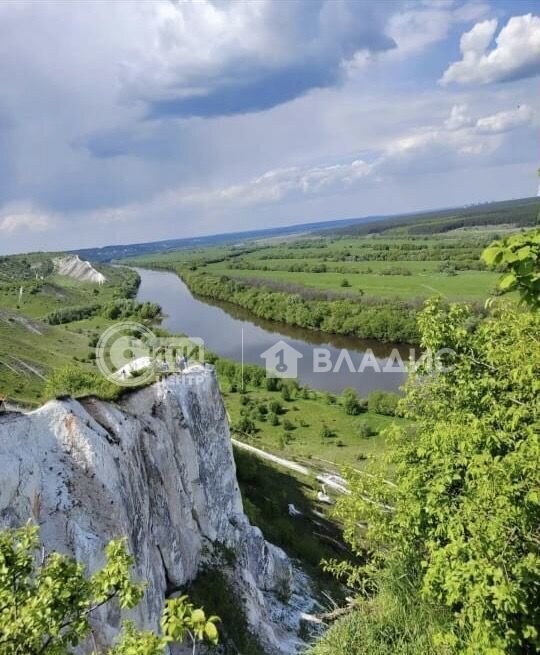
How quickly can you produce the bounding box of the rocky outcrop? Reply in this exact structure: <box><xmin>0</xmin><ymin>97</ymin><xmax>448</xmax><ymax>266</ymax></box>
<box><xmin>0</xmin><ymin>367</ymin><xmax>312</xmax><ymax>653</ymax></box>
<box><xmin>54</xmin><ymin>254</ymin><xmax>106</xmax><ymax>284</ymax></box>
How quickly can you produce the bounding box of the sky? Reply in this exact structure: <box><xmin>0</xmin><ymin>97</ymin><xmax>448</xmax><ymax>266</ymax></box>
<box><xmin>0</xmin><ymin>0</ymin><xmax>538</xmax><ymax>255</ymax></box>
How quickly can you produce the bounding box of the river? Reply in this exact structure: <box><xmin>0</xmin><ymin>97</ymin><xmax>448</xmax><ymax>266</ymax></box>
<box><xmin>134</xmin><ymin>267</ymin><xmax>409</xmax><ymax>395</ymax></box>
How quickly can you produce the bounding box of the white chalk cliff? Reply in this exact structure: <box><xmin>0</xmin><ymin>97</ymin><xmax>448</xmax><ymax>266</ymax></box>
<box><xmin>0</xmin><ymin>367</ymin><xmax>312</xmax><ymax>653</ymax></box>
<box><xmin>54</xmin><ymin>254</ymin><xmax>106</xmax><ymax>284</ymax></box>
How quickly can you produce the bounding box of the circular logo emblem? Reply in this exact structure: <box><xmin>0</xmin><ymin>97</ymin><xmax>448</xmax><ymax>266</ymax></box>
<box><xmin>96</xmin><ymin>321</ymin><xmax>156</xmax><ymax>387</ymax></box>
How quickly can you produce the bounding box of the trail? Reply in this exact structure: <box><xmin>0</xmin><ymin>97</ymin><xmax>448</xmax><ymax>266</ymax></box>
<box><xmin>231</xmin><ymin>438</ymin><xmax>310</xmax><ymax>476</ymax></box>
<box><xmin>231</xmin><ymin>435</ymin><xmax>396</xmax><ymax>511</ymax></box>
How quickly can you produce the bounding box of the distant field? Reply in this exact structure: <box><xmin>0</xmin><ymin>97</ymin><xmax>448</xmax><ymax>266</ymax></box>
<box><xmin>204</xmin><ymin>262</ymin><xmax>499</xmax><ymax>301</ymax></box>
<box><xmin>322</xmin><ymin>196</ymin><xmax>540</xmax><ymax>237</ymax></box>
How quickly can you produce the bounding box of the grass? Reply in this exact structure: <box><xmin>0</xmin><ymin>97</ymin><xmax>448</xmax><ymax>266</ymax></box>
<box><xmin>0</xmin><ymin>257</ymin><xmax>140</xmax><ymax>406</ymax></box>
<box><xmin>123</xmin><ymin>226</ymin><xmax>508</xmax><ymax>303</ymax></box>
<box><xmin>223</xmin><ymin>385</ymin><xmax>402</xmax><ymax>469</ymax></box>
<box><xmin>203</xmin><ymin>264</ymin><xmax>499</xmax><ymax>301</ymax></box>
<box><xmin>307</xmin><ymin>586</ymin><xmax>454</xmax><ymax>655</ymax></box>
<box><xmin>0</xmin><ymin>314</ymin><xmax>92</xmax><ymax>406</ymax></box>
<box><xmin>234</xmin><ymin>447</ymin><xmax>355</xmax><ymax>589</ymax></box>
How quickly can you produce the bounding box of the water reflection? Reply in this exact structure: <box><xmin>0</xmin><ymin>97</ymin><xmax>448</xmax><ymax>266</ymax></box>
<box><xmin>134</xmin><ymin>267</ymin><xmax>409</xmax><ymax>395</ymax></box>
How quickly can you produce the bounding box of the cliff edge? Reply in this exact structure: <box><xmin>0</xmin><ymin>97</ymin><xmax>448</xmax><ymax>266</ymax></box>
<box><xmin>0</xmin><ymin>367</ymin><xmax>313</xmax><ymax>653</ymax></box>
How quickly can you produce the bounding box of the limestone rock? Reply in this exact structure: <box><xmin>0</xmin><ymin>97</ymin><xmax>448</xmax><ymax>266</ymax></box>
<box><xmin>0</xmin><ymin>367</ymin><xmax>312</xmax><ymax>653</ymax></box>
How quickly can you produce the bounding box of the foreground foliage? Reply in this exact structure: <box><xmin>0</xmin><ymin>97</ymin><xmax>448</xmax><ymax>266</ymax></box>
<box><xmin>309</xmin><ymin>583</ymin><xmax>452</xmax><ymax>655</ymax></box>
<box><xmin>0</xmin><ymin>525</ymin><xmax>219</xmax><ymax>655</ymax></box>
<box><xmin>326</xmin><ymin>296</ymin><xmax>539</xmax><ymax>654</ymax></box>
<box><xmin>482</xmin><ymin>228</ymin><xmax>540</xmax><ymax>308</ymax></box>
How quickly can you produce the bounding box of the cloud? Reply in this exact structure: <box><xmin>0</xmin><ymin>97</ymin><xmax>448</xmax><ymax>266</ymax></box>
<box><xmin>444</xmin><ymin>104</ymin><xmax>474</xmax><ymax>130</ymax></box>
<box><xmin>74</xmin><ymin>100</ymin><xmax>538</xmax><ymax>218</ymax></box>
<box><xmin>440</xmin><ymin>14</ymin><xmax>540</xmax><ymax>85</ymax></box>
<box><xmin>0</xmin><ymin>206</ymin><xmax>53</xmax><ymax>234</ymax></box>
<box><xmin>0</xmin><ymin>1</ymin><xmax>537</xmax><ymax>255</ymax></box>
<box><xmin>126</xmin><ymin>0</ymin><xmax>396</xmax><ymax>118</ymax></box>
<box><xmin>381</xmin><ymin>101</ymin><xmax>536</xmax><ymax>171</ymax></box>
<box><xmin>385</xmin><ymin>1</ymin><xmax>489</xmax><ymax>56</ymax></box>
<box><xmin>180</xmin><ymin>159</ymin><xmax>374</xmax><ymax>208</ymax></box>
<box><xmin>474</xmin><ymin>104</ymin><xmax>535</xmax><ymax>134</ymax></box>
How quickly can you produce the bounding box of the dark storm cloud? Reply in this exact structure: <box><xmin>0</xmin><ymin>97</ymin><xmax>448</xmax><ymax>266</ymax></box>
<box><xmin>138</xmin><ymin>0</ymin><xmax>396</xmax><ymax>119</ymax></box>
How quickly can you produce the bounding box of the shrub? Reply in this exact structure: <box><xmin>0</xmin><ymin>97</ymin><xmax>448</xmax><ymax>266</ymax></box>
<box><xmin>367</xmin><ymin>390</ymin><xmax>399</xmax><ymax>416</ymax></box>
<box><xmin>0</xmin><ymin>525</ymin><xmax>219</xmax><ymax>655</ymax></box>
<box><xmin>342</xmin><ymin>387</ymin><xmax>362</xmax><ymax>415</ymax></box>
<box><xmin>269</xmin><ymin>399</ymin><xmax>283</xmax><ymax>414</ymax></box>
<box><xmin>357</xmin><ymin>421</ymin><xmax>376</xmax><ymax>438</ymax></box>
<box><xmin>45</xmin><ymin>366</ymin><xmax>121</xmax><ymax>401</ymax></box>
<box><xmin>236</xmin><ymin>415</ymin><xmax>256</xmax><ymax>435</ymax></box>
<box><xmin>47</xmin><ymin>304</ymin><xmax>100</xmax><ymax>325</ymax></box>
<box><xmin>330</xmin><ymin>298</ymin><xmax>540</xmax><ymax>653</ymax></box>
<box><xmin>282</xmin><ymin>418</ymin><xmax>294</xmax><ymax>431</ymax></box>
<box><xmin>320</xmin><ymin>424</ymin><xmax>334</xmax><ymax>440</ymax></box>
<box><xmin>266</xmin><ymin>377</ymin><xmax>280</xmax><ymax>391</ymax></box>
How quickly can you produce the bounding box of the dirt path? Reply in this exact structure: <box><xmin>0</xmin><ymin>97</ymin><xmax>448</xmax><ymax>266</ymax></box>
<box><xmin>231</xmin><ymin>438</ymin><xmax>310</xmax><ymax>476</ymax></box>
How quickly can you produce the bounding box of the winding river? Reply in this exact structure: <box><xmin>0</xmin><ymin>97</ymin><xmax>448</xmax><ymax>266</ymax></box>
<box><xmin>134</xmin><ymin>267</ymin><xmax>409</xmax><ymax>395</ymax></box>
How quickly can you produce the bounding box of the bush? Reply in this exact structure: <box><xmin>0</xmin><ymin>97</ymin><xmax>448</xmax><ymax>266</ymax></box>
<box><xmin>331</xmin><ymin>298</ymin><xmax>540</xmax><ymax>653</ymax></box>
<box><xmin>282</xmin><ymin>418</ymin><xmax>294</xmax><ymax>431</ymax></box>
<box><xmin>47</xmin><ymin>304</ymin><xmax>100</xmax><ymax>325</ymax></box>
<box><xmin>236</xmin><ymin>415</ymin><xmax>256</xmax><ymax>434</ymax></box>
<box><xmin>0</xmin><ymin>525</ymin><xmax>220</xmax><ymax>655</ymax></box>
<box><xmin>367</xmin><ymin>390</ymin><xmax>399</xmax><ymax>416</ymax></box>
<box><xmin>320</xmin><ymin>424</ymin><xmax>334</xmax><ymax>440</ymax></box>
<box><xmin>357</xmin><ymin>421</ymin><xmax>376</xmax><ymax>438</ymax></box>
<box><xmin>45</xmin><ymin>366</ymin><xmax>121</xmax><ymax>401</ymax></box>
<box><xmin>269</xmin><ymin>399</ymin><xmax>283</xmax><ymax>414</ymax></box>
<box><xmin>342</xmin><ymin>387</ymin><xmax>362</xmax><ymax>415</ymax></box>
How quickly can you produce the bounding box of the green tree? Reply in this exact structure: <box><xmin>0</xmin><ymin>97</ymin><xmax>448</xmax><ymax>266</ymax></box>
<box><xmin>330</xmin><ymin>298</ymin><xmax>540</xmax><ymax>654</ymax></box>
<box><xmin>0</xmin><ymin>525</ymin><xmax>219</xmax><ymax>655</ymax></box>
<box><xmin>342</xmin><ymin>388</ymin><xmax>361</xmax><ymax>415</ymax></box>
<box><xmin>482</xmin><ymin>228</ymin><xmax>540</xmax><ymax>308</ymax></box>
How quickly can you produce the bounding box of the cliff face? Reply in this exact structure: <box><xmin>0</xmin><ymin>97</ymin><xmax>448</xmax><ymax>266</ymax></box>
<box><xmin>0</xmin><ymin>367</ymin><xmax>311</xmax><ymax>653</ymax></box>
<box><xmin>53</xmin><ymin>254</ymin><xmax>106</xmax><ymax>284</ymax></box>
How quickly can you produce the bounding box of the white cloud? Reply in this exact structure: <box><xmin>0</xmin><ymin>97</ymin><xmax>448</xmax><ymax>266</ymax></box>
<box><xmin>80</xmin><ymin>101</ymin><xmax>538</xmax><ymax>216</ymax></box>
<box><xmin>156</xmin><ymin>159</ymin><xmax>375</xmax><ymax>210</ymax></box>
<box><xmin>444</xmin><ymin>104</ymin><xmax>474</xmax><ymax>130</ymax></box>
<box><xmin>385</xmin><ymin>1</ymin><xmax>489</xmax><ymax>57</ymax></box>
<box><xmin>441</xmin><ymin>14</ymin><xmax>540</xmax><ymax>85</ymax></box>
<box><xmin>474</xmin><ymin>104</ymin><xmax>535</xmax><ymax>134</ymax></box>
<box><xmin>0</xmin><ymin>206</ymin><xmax>53</xmax><ymax>234</ymax></box>
<box><xmin>119</xmin><ymin>0</ymin><xmax>396</xmax><ymax>117</ymax></box>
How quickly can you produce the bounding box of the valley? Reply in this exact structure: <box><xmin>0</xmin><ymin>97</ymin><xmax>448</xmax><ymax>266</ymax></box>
<box><xmin>0</xmin><ymin>198</ymin><xmax>538</xmax><ymax>654</ymax></box>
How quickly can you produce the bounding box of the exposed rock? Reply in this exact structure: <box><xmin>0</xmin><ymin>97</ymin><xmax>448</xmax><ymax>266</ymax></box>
<box><xmin>0</xmin><ymin>366</ymin><xmax>313</xmax><ymax>653</ymax></box>
<box><xmin>54</xmin><ymin>254</ymin><xmax>106</xmax><ymax>284</ymax></box>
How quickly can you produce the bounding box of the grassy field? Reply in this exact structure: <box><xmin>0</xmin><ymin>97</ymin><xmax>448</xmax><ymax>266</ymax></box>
<box><xmin>0</xmin><ymin>255</ymin><xmax>143</xmax><ymax>406</ymax></box>
<box><xmin>203</xmin><ymin>262</ymin><xmax>499</xmax><ymax>301</ymax></box>
<box><xmin>224</xmin><ymin>385</ymin><xmax>399</xmax><ymax>468</ymax></box>
<box><xmin>124</xmin><ymin>216</ymin><xmax>514</xmax><ymax>304</ymax></box>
